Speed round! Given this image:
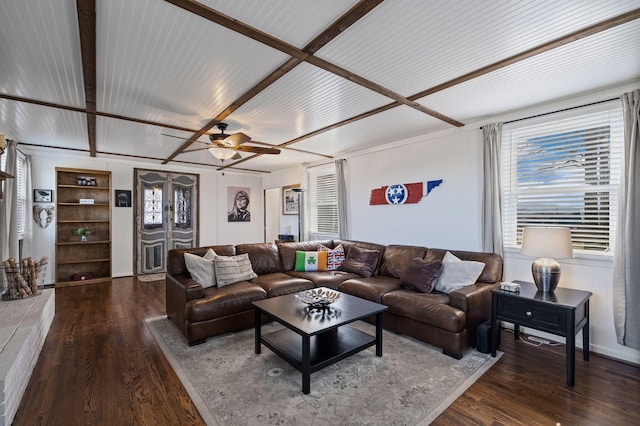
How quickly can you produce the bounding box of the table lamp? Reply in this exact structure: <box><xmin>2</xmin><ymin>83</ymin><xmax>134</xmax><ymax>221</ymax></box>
<box><xmin>520</xmin><ymin>226</ymin><xmax>573</xmax><ymax>293</ymax></box>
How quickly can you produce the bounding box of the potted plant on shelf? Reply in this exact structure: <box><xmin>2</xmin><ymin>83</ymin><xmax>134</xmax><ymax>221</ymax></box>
<box><xmin>73</xmin><ymin>225</ymin><xmax>93</xmax><ymax>242</ymax></box>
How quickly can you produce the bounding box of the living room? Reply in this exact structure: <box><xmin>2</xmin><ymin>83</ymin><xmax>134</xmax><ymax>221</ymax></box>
<box><xmin>2</xmin><ymin>1</ymin><xmax>640</xmax><ymax>425</ymax></box>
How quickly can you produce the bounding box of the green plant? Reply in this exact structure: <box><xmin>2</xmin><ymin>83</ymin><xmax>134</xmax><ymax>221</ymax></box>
<box><xmin>73</xmin><ymin>225</ymin><xmax>93</xmax><ymax>237</ymax></box>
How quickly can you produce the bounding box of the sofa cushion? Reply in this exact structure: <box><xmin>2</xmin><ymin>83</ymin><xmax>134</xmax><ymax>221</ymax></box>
<box><xmin>286</xmin><ymin>270</ymin><xmax>360</xmax><ymax>290</ymax></box>
<box><xmin>277</xmin><ymin>240</ymin><xmax>334</xmax><ymax>271</ymax></box>
<box><xmin>213</xmin><ymin>253</ymin><xmax>258</xmax><ymax>287</ymax></box>
<box><xmin>338</xmin><ymin>275</ymin><xmax>401</xmax><ymax>303</ymax></box>
<box><xmin>335</xmin><ymin>240</ymin><xmax>386</xmax><ymax>274</ymax></box>
<box><xmin>167</xmin><ymin>245</ymin><xmax>235</xmax><ymax>276</ymax></box>
<box><xmin>381</xmin><ymin>289</ymin><xmax>465</xmax><ymax>333</ymax></box>
<box><xmin>434</xmin><ymin>252</ymin><xmax>485</xmax><ymax>294</ymax></box>
<box><xmin>184</xmin><ymin>249</ymin><xmax>217</xmax><ymax>288</ymax></box>
<box><xmin>378</xmin><ymin>245</ymin><xmax>428</xmax><ymax>278</ymax></box>
<box><xmin>339</xmin><ymin>245</ymin><xmax>380</xmax><ymax>278</ymax></box>
<box><xmin>425</xmin><ymin>248</ymin><xmax>503</xmax><ymax>284</ymax></box>
<box><xmin>251</xmin><ymin>272</ymin><xmax>314</xmax><ymax>297</ymax></box>
<box><xmin>235</xmin><ymin>243</ymin><xmax>283</xmax><ymax>274</ymax></box>
<box><xmin>400</xmin><ymin>258</ymin><xmax>443</xmax><ymax>293</ymax></box>
<box><xmin>185</xmin><ymin>282</ymin><xmax>267</xmax><ymax>322</ymax></box>
<box><xmin>295</xmin><ymin>251</ymin><xmax>328</xmax><ymax>271</ymax></box>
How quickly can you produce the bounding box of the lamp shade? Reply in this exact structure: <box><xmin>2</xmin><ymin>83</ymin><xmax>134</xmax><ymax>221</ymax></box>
<box><xmin>521</xmin><ymin>226</ymin><xmax>573</xmax><ymax>259</ymax></box>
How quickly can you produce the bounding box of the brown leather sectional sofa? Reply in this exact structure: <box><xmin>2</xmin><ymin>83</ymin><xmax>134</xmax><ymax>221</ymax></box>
<box><xmin>165</xmin><ymin>240</ymin><xmax>503</xmax><ymax>358</ymax></box>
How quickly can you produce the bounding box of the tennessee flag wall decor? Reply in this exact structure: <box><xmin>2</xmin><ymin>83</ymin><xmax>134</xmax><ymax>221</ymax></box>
<box><xmin>369</xmin><ymin>180</ymin><xmax>443</xmax><ymax>205</ymax></box>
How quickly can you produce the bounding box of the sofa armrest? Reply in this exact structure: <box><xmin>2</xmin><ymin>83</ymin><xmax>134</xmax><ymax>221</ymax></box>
<box><xmin>448</xmin><ymin>281</ymin><xmax>500</xmax><ymax>346</ymax></box>
<box><xmin>165</xmin><ymin>273</ymin><xmax>204</xmax><ymax>334</ymax></box>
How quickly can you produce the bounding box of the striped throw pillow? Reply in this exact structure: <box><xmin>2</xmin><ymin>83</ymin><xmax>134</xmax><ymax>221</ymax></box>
<box><xmin>213</xmin><ymin>253</ymin><xmax>258</xmax><ymax>287</ymax></box>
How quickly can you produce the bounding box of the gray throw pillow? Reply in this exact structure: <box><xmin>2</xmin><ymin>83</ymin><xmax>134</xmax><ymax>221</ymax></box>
<box><xmin>434</xmin><ymin>251</ymin><xmax>485</xmax><ymax>293</ymax></box>
<box><xmin>184</xmin><ymin>248</ymin><xmax>217</xmax><ymax>288</ymax></box>
<box><xmin>339</xmin><ymin>245</ymin><xmax>380</xmax><ymax>278</ymax></box>
<box><xmin>400</xmin><ymin>257</ymin><xmax>443</xmax><ymax>293</ymax></box>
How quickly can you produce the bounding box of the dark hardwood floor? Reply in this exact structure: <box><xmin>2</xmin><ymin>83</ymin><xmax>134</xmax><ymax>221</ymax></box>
<box><xmin>14</xmin><ymin>277</ymin><xmax>640</xmax><ymax>425</ymax></box>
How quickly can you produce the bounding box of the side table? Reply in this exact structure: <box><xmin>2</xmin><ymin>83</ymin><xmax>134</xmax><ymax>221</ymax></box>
<box><xmin>491</xmin><ymin>281</ymin><xmax>592</xmax><ymax>386</ymax></box>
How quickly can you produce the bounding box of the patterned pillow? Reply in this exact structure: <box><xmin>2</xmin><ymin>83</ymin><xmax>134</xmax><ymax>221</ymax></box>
<box><xmin>294</xmin><ymin>251</ymin><xmax>328</xmax><ymax>272</ymax></box>
<box><xmin>318</xmin><ymin>243</ymin><xmax>345</xmax><ymax>271</ymax></box>
<box><xmin>213</xmin><ymin>253</ymin><xmax>258</xmax><ymax>287</ymax></box>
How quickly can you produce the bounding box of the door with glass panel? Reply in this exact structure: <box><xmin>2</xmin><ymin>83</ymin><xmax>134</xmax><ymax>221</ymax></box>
<box><xmin>134</xmin><ymin>169</ymin><xmax>199</xmax><ymax>275</ymax></box>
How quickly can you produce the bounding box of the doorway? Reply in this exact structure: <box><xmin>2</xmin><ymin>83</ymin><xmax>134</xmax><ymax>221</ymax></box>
<box><xmin>134</xmin><ymin>169</ymin><xmax>199</xmax><ymax>275</ymax></box>
<box><xmin>264</xmin><ymin>187</ymin><xmax>280</xmax><ymax>243</ymax></box>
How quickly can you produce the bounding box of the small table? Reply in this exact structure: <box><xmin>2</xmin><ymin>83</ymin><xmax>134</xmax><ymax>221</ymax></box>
<box><xmin>491</xmin><ymin>281</ymin><xmax>592</xmax><ymax>386</ymax></box>
<box><xmin>252</xmin><ymin>289</ymin><xmax>388</xmax><ymax>394</ymax></box>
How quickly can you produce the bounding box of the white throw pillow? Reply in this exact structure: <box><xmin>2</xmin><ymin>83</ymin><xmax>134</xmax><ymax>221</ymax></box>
<box><xmin>434</xmin><ymin>251</ymin><xmax>485</xmax><ymax>294</ymax></box>
<box><xmin>213</xmin><ymin>253</ymin><xmax>258</xmax><ymax>287</ymax></box>
<box><xmin>184</xmin><ymin>249</ymin><xmax>217</xmax><ymax>289</ymax></box>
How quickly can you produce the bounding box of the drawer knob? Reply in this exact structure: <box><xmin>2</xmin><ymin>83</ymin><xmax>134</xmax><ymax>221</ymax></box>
<box><xmin>526</xmin><ymin>311</ymin><xmax>532</xmax><ymax>317</ymax></box>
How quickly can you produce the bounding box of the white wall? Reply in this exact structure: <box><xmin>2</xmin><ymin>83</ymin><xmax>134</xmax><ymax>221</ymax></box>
<box><xmin>25</xmin><ymin>149</ymin><xmax>262</xmax><ymax>281</ymax></box>
<box><xmin>347</xmin><ymin>127</ymin><xmax>483</xmax><ymax>250</ymax></box>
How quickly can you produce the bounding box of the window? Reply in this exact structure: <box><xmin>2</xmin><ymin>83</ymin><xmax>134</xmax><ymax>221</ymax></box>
<box><xmin>1</xmin><ymin>150</ymin><xmax>26</xmax><ymax>240</ymax></box>
<box><xmin>501</xmin><ymin>102</ymin><xmax>624</xmax><ymax>254</ymax></box>
<box><xmin>307</xmin><ymin>163</ymin><xmax>339</xmax><ymax>239</ymax></box>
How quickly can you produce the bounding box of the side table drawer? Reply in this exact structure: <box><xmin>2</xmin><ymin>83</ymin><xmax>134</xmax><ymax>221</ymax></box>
<box><xmin>497</xmin><ymin>297</ymin><xmax>568</xmax><ymax>334</ymax></box>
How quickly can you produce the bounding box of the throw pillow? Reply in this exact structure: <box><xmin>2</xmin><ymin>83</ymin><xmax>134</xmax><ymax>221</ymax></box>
<box><xmin>213</xmin><ymin>253</ymin><xmax>258</xmax><ymax>287</ymax></box>
<box><xmin>184</xmin><ymin>249</ymin><xmax>217</xmax><ymax>288</ymax></box>
<box><xmin>318</xmin><ymin>243</ymin><xmax>345</xmax><ymax>270</ymax></box>
<box><xmin>294</xmin><ymin>251</ymin><xmax>328</xmax><ymax>272</ymax></box>
<box><xmin>339</xmin><ymin>245</ymin><xmax>380</xmax><ymax>278</ymax></box>
<box><xmin>400</xmin><ymin>257</ymin><xmax>443</xmax><ymax>293</ymax></box>
<box><xmin>434</xmin><ymin>251</ymin><xmax>485</xmax><ymax>294</ymax></box>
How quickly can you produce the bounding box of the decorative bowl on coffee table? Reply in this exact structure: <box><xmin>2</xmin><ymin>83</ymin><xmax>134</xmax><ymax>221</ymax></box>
<box><xmin>295</xmin><ymin>288</ymin><xmax>340</xmax><ymax>308</ymax></box>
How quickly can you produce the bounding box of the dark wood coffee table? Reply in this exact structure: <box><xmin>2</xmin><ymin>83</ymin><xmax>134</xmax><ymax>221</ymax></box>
<box><xmin>252</xmin><ymin>288</ymin><xmax>388</xmax><ymax>394</ymax></box>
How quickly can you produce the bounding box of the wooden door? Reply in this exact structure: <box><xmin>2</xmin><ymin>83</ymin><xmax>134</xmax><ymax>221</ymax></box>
<box><xmin>134</xmin><ymin>169</ymin><xmax>199</xmax><ymax>275</ymax></box>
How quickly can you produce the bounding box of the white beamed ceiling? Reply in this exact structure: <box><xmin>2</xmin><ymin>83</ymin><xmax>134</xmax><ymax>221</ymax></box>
<box><xmin>1</xmin><ymin>0</ymin><xmax>639</xmax><ymax>174</ymax></box>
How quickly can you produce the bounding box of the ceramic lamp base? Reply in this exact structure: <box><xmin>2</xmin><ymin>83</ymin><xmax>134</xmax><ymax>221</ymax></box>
<box><xmin>531</xmin><ymin>257</ymin><xmax>561</xmax><ymax>293</ymax></box>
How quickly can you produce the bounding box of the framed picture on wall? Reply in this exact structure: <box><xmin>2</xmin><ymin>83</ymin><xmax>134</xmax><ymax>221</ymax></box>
<box><xmin>228</xmin><ymin>187</ymin><xmax>251</xmax><ymax>222</ymax></box>
<box><xmin>282</xmin><ymin>184</ymin><xmax>301</xmax><ymax>215</ymax></box>
<box><xmin>34</xmin><ymin>189</ymin><xmax>53</xmax><ymax>203</ymax></box>
<box><xmin>115</xmin><ymin>190</ymin><xmax>132</xmax><ymax>207</ymax></box>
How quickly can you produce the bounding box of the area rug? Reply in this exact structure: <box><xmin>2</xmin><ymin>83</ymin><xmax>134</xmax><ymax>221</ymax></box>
<box><xmin>146</xmin><ymin>316</ymin><xmax>501</xmax><ymax>425</ymax></box>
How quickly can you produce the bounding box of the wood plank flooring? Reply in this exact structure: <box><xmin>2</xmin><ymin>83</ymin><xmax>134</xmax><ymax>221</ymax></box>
<box><xmin>13</xmin><ymin>277</ymin><xmax>640</xmax><ymax>425</ymax></box>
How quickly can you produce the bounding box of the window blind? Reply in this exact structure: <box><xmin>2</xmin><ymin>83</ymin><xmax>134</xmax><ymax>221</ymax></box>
<box><xmin>308</xmin><ymin>163</ymin><xmax>339</xmax><ymax>238</ymax></box>
<box><xmin>501</xmin><ymin>102</ymin><xmax>624</xmax><ymax>253</ymax></box>
<box><xmin>16</xmin><ymin>153</ymin><xmax>25</xmax><ymax>239</ymax></box>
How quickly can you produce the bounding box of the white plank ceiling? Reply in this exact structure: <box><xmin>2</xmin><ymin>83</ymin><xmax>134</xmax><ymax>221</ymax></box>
<box><xmin>1</xmin><ymin>0</ymin><xmax>639</xmax><ymax>174</ymax></box>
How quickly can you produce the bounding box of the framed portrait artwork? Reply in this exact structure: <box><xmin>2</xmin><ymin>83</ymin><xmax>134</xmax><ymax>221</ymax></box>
<box><xmin>34</xmin><ymin>189</ymin><xmax>53</xmax><ymax>203</ymax></box>
<box><xmin>282</xmin><ymin>184</ymin><xmax>301</xmax><ymax>215</ymax></box>
<box><xmin>228</xmin><ymin>186</ymin><xmax>251</xmax><ymax>222</ymax></box>
<box><xmin>115</xmin><ymin>190</ymin><xmax>132</xmax><ymax>207</ymax></box>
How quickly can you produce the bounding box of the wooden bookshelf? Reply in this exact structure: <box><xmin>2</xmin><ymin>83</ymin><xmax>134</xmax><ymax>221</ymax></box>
<box><xmin>55</xmin><ymin>168</ymin><xmax>112</xmax><ymax>287</ymax></box>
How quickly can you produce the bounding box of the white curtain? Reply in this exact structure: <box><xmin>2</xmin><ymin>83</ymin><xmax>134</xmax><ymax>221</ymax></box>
<box><xmin>613</xmin><ymin>89</ymin><xmax>640</xmax><ymax>349</ymax></box>
<box><xmin>22</xmin><ymin>154</ymin><xmax>33</xmax><ymax>257</ymax></box>
<box><xmin>0</xmin><ymin>140</ymin><xmax>20</xmax><ymax>264</ymax></box>
<box><xmin>482</xmin><ymin>123</ymin><xmax>504</xmax><ymax>258</ymax></box>
<box><xmin>335</xmin><ymin>159</ymin><xmax>349</xmax><ymax>239</ymax></box>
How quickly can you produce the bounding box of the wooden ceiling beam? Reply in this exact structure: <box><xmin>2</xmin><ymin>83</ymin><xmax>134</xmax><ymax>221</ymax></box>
<box><xmin>76</xmin><ymin>0</ymin><xmax>97</xmax><ymax>156</ymax></box>
<box><xmin>218</xmin><ymin>8</ymin><xmax>640</xmax><ymax>170</ymax></box>
<box><xmin>162</xmin><ymin>0</ymin><xmax>385</xmax><ymax>164</ymax></box>
<box><xmin>164</xmin><ymin>0</ymin><xmax>461</xmax><ymax>128</ymax></box>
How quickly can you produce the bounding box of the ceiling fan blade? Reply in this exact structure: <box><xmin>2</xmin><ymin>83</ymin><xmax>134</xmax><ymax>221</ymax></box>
<box><xmin>231</xmin><ymin>151</ymin><xmax>242</xmax><ymax>160</ymax></box>
<box><xmin>233</xmin><ymin>145</ymin><xmax>281</xmax><ymax>155</ymax></box>
<box><xmin>224</xmin><ymin>132</ymin><xmax>251</xmax><ymax>147</ymax></box>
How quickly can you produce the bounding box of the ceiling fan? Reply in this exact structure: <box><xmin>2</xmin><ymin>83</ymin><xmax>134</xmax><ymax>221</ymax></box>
<box><xmin>164</xmin><ymin>122</ymin><xmax>281</xmax><ymax>162</ymax></box>
<box><xmin>205</xmin><ymin>123</ymin><xmax>281</xmax><ymax>161</ymax></box>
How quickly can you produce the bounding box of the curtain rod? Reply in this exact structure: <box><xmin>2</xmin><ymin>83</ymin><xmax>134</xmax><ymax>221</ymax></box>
<box><xmin>480</xmin><ymin>96</ymin><xmax>620</xmax><ymax>129</ymax></box>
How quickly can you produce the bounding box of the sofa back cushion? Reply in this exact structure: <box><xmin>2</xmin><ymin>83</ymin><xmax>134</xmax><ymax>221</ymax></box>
<box><xmin>167</xmin><ymin>245</ymin><xmax>235</xmax><ymax>276</ymax></box>
<box><xmin>378</xmin><ymin>245</ymin><xmax>428</xmax><ymax>278</ymax></box>
<box><xmin>424</xmin><ymin>248</ymin><xmax>503</xmax><ymax>284</ymax></box>
<box><xmin>277</xmin><ymin>240</ymin><xmax>334</xmax><ymax>271</ymax></box>
<box><xmin>334</xmin><ymin>240</ymin><xmax>386</xmax><ymax>275</ymax></box>
<box><xmin>235</xmin><ymin>243</ymin><xmax>283</xmax><ymax>275</ymax></box>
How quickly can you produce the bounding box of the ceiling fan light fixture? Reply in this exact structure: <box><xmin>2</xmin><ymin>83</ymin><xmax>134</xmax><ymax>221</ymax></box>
<box><xmin>208</xmin><ymin>146</ymin><xmax>237</xmax><ymax>161</ymax></box>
